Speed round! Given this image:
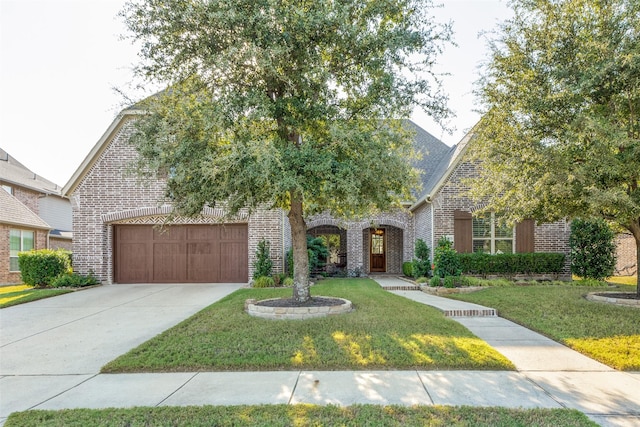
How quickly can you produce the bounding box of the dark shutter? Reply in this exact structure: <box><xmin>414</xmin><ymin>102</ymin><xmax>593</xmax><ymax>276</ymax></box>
<box><xmin>516</xmin><ymin>219</ymin><xmax>535</xmax><ymax>253</ymax></box>
<box><xmin>454</xmin><ymin>210</ymin><xmax>473</xmax><ymax>253</ymax></box>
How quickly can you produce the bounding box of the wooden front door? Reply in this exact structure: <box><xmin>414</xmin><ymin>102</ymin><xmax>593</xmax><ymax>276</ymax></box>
<box><xmin>370</xmin><ymin>228</ymin><xmax>386</xmax><ymax>272</ymax></box>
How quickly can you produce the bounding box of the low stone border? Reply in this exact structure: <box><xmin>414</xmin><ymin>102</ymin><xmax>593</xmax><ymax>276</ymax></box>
<box><xmin>245</xmin><ymin>297</ymin><xmax>353</xmax><ymax>320</ymax></box>
<box><xmin>586</xmin><ymin>292</ymin><xmax>640</xmax><ymax>308</ymax></box>
<box><xmin>421</xmin><ymin>286</ymin><xmax>485</xmax><ymax>295</ymax></box>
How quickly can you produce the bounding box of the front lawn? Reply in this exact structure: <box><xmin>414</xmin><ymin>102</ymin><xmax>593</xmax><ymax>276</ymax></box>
<box><xmin>102</xmin><ymin>279</ymin><xmax>513</xmax><ymax>372</ymax></box>
<box><xmin>448</xmin><ymin>283</ymin><xmax>640</xmax><ymax>370</ymax></box>
<box><xmin>0</xmin><ymin>285</ymin><xmax>72</xmax><ymax>308</ymax></box>
<box><xmin>4</xmin><ymin>404</ymin><xmax>596</xmax><ymax>427</ymax></box>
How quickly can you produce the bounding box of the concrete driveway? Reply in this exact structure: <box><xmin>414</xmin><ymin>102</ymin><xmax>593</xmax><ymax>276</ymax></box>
<box><xmin>1</xmin><ymin>283</ymin><xmax>243</xmax><ymax>375</ymax></box>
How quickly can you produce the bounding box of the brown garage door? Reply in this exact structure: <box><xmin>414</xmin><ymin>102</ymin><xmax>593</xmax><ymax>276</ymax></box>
<box><xmin>114</xmin><ymin>224</ymin><xmax>248</xmax><ymax>283</ymax></box>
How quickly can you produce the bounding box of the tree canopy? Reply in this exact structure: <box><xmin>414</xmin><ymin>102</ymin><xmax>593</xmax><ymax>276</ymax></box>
<box><xmin>469</xmin><ymin>0</ymin><xmax>640</xmax><ymax>289</ymax></box>
<box><xmin>121</xmin><ymin>0</ymin><xmax>452</xmax><ymax>300</ymax></box>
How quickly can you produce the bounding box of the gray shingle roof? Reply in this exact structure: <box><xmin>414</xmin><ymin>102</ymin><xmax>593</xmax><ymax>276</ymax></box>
<box><xmin>0</xmin><ymin>188</ymin><xmax>51</xmax><ymax>229</ymax></box>
<box><xmin>406</xmin><ymin>121</ymin><xmax>452</xmax><ymax>201</ymax></box>
<box><xmin>0</xmin><ymin>147</ymin><xmax>61</xmax><ymax>194</ymax></box>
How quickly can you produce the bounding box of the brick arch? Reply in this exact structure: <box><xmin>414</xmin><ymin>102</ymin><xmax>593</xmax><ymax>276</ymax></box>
<box><xmin>306</xmin><ymin>217</ymin><xmax>348</xmax><ymax>230</ymax></box>
<box><xmin>101</xmin><ymin>206</ymin><xmax>249</xmax><ymax>224</ymax></box>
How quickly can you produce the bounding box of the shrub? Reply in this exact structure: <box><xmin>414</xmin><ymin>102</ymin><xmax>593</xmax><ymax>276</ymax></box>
<box><xmin>252</xmin><ymin>239</ymin><xmax>273</xmax><ymax>279</ymax></box>
<box><xmin>443</xmin><ymin>276</ymin><xmax>456</xmax><ymax>288</ymax></box>
<box><xmin>457</xmin><ymin>252</ymin><xmax>566</xmax><ymax>276</ymax></box>
<box><xmin>570</xmin><ymin>218</ymin><xmax>616</xmax><ymax>280</ymax></box>
<box><xmin>433</xmin><ymin>237</ymin><xmax>461</xmax><ymax>278</ymax></box>
<box><xmin>411</xmin><ymin>239</ymin><xmax>431</xmax><ymax>278</ymax></box>
<box><xmin>455</xmin><ymin>275</ymin><xmax>480</xmax><ymax>287</ymax></box>
<box><xmin>429</xmin><ymin>276</ymin><xmax>441</xmax><ymax>287</ymax></box>
<box><xmin>18</xmin><ymin>249</ymin><xmax>71</xmax><ymax>287</ymax></box>
<box><xmin>282</xmin><ymin>277</ymin><xmax>294</xmax><ymax>287</ymax></box>
<box><xmin>286</xmin><ymin>235</ymin><xmax>329</xmax><ymax>277</ymax></box>
<box><xmin>252</xmin><ymin>276</ymin><xmax>275</xmax><ymax>288</ymax></box>
<box><xmin>51</xmin><ymin>272</ymin><xmax>100</xmax><ymax>288</ymax></box>
<box><xmin>416</xmin><ymin>276</ymin><xmax>428</xmax><ymax>284</ymax></box>
<box><xmin>402</xmin><ymin>261</ymin><xmax>413</xmax><ymax>277</ymax></box>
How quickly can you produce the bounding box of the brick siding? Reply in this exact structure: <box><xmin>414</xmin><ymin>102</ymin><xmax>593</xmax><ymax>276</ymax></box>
<box><xmin>70</xmin><ymin>117</ymin><xmax>284</xmax><ymax>284</ymax></box>
<box><xmin>0</xmin><ymin>225</ymin><xmax>48</xmax><ymax>284</ymax></box>
<box><xmin>615</xmin><ymin>233</ymin><xmax>637</xmax><ymax>276</ymax></box>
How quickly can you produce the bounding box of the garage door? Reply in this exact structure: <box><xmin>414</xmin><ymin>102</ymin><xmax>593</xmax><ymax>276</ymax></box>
<box><xmin>114</xmin><ymin>224</ymin><xmax>248</xmax><ymax>283</ymax></box>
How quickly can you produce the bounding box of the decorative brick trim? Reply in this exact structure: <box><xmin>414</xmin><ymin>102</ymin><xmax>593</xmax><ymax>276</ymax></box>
<box><xmin>443</xmin><ymin>309</ymin><xmax>497</xmax><ymax>317</ymax></box>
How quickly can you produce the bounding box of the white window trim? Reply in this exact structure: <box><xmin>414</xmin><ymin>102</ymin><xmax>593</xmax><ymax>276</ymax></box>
<box><xmin>472</xmin><ymin>213</ymin><xmax>515</xmax><ymax>254</ymax></box>
<box><xmin>9</xmin><ymin>229</ymin><xmax>34</xmax><ymax>272</ymax></box>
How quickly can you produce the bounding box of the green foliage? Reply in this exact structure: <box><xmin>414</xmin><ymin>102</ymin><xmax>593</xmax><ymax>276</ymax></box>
<box><xmin>51</xmin><ymin>272</ymin><xmax>100</xmax><ymax>288</ymax></box>
<box><xmin>252</xmin><ymin>276</ymin><xmax>275</xmax><ymax>288</ymax></box>
<box><xmin>429</xmin><ymin>276</ymin><xmax>441</xmax><ymax>287</ymax></box>
<box><xmin>287</xmin><ymin>235</ymin><xmax>329</xmax><ymax>276</ymax></box>
<box><xmin>457</xmin><ymin>253</ymin><xmax>566</xmax><ymax>276</ymax></box>
<box><xmin>252</xmin><ymin>239</ymin><xmax>274</xmax><ymax>279</ymax></box>
<box><xmin>468</xmin><ymin>0</ymin><xmax>640</xmax><ymax>290</ymax></box>
<box><xmin>402</xmin><ymin>262</ymin><xmax>413</xmax><ymax>277</ymax></box>
<box><xmin>18</xmin><ymin>249</ymin><xmax>71</xmax><ymax>287</ymax></box>
<box><xmin>282</xmin><ymin>277</ymin><xmax>294</xmax><ymax>287</ymax></box>
<box><xmin>120</xmin><ymin>0</ymin><xmax>453</xmax><ymax>301</ymax></box>
<box><xmin>443</xmin><ymin>276</ymin><xmax>456</xmax><ymax>288</ymax></box>
<box><xmin>570</xmin><ymin>218</ymin><xmax>616</xmax><ymax>281</ymax></box>
<box><xmin>416</xmin><ymin>276</ymin><xmax>428</xmax><ymax>284</ymax></box>
<box><xmin>433</xmin><ymin>237</ymin><xmax>461</xmax><ymax>278</ymax></box>
<box><xmin>411</xmin><ymin>239</ymin><xmax>431</xmax><ymax>278</ymax></box>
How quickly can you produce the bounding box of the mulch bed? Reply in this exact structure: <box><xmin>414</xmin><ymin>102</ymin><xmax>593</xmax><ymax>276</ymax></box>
<box><xmin>594</xmin><ymin>293</ymin><xmax>639</xmax><ymax>300</ymax></box>
<box><xmin>256</xmin><ymin>296</ymin><xmax>345</xmax><ymax>308</ymax></box>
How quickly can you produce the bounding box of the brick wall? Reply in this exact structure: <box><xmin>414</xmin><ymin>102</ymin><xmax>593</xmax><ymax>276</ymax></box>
<box><xmin>428</xmin><ymin>155</ymin><xmax>571</xmax><ymax>273</ymax></box>
<box><xmin>49</xmin><ymin>237</ymin><xmax>73</xmax><ymax>252</ymax></box>
<box><xmin>70</xmin><ymin>116</ymin><xmax>283</xmax><ymax>284</ymax></box>
<box><xmin>12</xmin><ymin>187</ymin><xmax>40</xmax><ymax>215</ymax></box>
<box><xmin>615</xmin><ymin>233</ymin><xmax>637</xmax><ymax>276</ymax></box>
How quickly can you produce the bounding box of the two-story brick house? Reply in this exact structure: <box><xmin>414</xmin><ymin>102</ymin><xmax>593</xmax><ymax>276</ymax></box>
<box><xmin>63</xmin><ymin>106</ymin><xmax>574</xmax><ymax>285</ymax></box>
<box><xmin>1</xmin><ymin>148</ymin><xmax>72</xmax><ymax>284</ymax></box>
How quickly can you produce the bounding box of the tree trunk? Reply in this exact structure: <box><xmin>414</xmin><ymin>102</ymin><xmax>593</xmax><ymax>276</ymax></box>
<box><xmin>629</xmin><ymin>221</ymin><xmax>640</xmax><ymax>297</ymax></box>
<box><xmin>288</xmin><ymin>190</ymin><xmax>310</xmax><ymax>302</ymax></box>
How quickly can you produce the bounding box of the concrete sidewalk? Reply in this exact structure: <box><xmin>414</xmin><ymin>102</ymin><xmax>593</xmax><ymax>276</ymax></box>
<box><xmin>1</xmin><ymin>279</ymin><xmax>639</xmax><ymax>427</ymax></box>
<box><xmin>376</xmin><ymin>277</ymin><xmax>640</xmax><ymax>427</ymax></box>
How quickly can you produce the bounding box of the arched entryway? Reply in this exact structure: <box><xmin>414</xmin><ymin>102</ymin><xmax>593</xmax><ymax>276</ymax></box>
<box><xmin>307</xmin><ymin>225</ymin><xmax>347</xmax><ymax>274</ymax></box>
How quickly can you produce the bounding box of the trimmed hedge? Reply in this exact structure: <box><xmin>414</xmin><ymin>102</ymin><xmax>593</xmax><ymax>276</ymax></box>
<box><xmin>18</xmin><ymin>249</ymin><xmax>71</xmax><ymax>287</ymax></box>
<box><xmin>457</xmin><ymin>252</ymin><xmax>565</xmax><ymax>276</ymax></box>
<box><xmin>402</xmin><ymin>262</ymin><xmax>413</xmax><ymax>277</ymax></box>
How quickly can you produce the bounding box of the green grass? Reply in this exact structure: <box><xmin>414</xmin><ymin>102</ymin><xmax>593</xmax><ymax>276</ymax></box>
<box><xmin>0</xmin><ymin>285</ymin><xmax>72</xmax><ymax>308</ymax></box>
<box><xmin>102</xmin><ymin>279</ymin><xmax>513</xmax><ymax>372</ymax></box>
<box><xmin>448</xmin><ymin>283</ymin><xmax>640</xmax><ymax>370</ymax></box>
<box><xmin>4</xmin><ymin>404</ymin><xmax>597</xmax><ymax>427</ymax></box>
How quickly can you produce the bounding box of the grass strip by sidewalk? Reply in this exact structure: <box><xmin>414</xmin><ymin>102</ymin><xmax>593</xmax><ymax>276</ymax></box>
<box><xmin>0</xmin><ymin>285</ymin><xmax>72</xmax><ymax>308</ymax></box>
<box><xmin>4</xmin><ymin>404</ymin><xmax>597</xmax><ymax>427</ymax></box>
<box><xmin>448</xmin><ymin>284</ymin><xmax>640</xmax><ymax>370</ymax></box>
<box><xmin>102</xmin><ymin>279</ymin><xmax>513</xmax><ymax>372</ymax></box>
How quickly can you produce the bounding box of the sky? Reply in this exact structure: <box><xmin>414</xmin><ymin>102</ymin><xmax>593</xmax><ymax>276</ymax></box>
<box><xmin>0</xmin><ymin>0</ymin><xmax>512</xmax><ymax>188</ymax></box>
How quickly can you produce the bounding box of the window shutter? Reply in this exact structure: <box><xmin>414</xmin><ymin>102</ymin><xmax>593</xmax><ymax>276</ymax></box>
<box><xmin>516</xmin><ymin>219</ymin><xmax>535</xmax><ymax>253</ymax></box>
<box><xmin>454</xmin><ymin>210</ymin><xmax>472</xmax><ymax>253</ymax></box>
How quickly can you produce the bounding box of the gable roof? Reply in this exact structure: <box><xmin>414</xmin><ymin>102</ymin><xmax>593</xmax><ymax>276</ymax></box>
<box><xmin>409</xmin><ymin>122</ymin><xmax>478</xmax><ymax>211</ymax></box>
<box><xmin>0</xmin><ymin>188</ymin><xmax>51</xmax><ymax>230</ymax></box>
<box><xmin>0</xmin><ymin>147</ymin><xmax>62</xmax><ymax>195</ymax></box>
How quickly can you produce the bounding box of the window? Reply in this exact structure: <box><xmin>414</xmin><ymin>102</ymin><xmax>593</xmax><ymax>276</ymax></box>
<box><xmin>472</xmin><ymin>213</ymin><xmax>514</xmax><ymax>254</ymax></box>
<box><xmin>9</xmin><ymin>229</ymin><xmax>34</xmax><ymax>271</ymax></box>
<box><xmin>1</xmin><ymin>184</ymin><xmax>12</xmax><ymax>195</ymax></box>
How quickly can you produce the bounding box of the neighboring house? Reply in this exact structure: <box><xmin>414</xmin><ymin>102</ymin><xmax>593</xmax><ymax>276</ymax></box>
<box><xmin>64</xmin><ymin>108</ymin><xmax>574</xmax><ymax>285</ymax></box>
<box><xmin>0</xmin><ymin>148</ymin><xmax>73</xmax><ymax>284</ymax></box>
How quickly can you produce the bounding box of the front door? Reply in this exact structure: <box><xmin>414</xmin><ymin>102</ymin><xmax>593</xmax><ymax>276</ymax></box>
<box><xmin>370</xmin><ymin>228</ymin><xmax>386</xmax><ymax>272</ymax></box>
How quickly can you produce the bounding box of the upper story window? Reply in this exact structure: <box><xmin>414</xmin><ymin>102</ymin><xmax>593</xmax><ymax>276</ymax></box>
<box><xmin>1</xmin><ymin>184</ymin><xmax>13</xmax><ymax>195</ymax></box>
<box><xmin>9</xmin><ymin>229</ymin><xmax>34</xmax><ymax>271</ymax></box>
<box><xmin>472</xmin><ymin>212</ymin><xmax>514</xmax><ymax>254</ymax></box>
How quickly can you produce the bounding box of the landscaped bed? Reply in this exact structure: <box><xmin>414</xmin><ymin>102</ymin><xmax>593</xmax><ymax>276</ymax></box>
<box><xmin>102</xmin><ymin>279</ymin><xmax>513</xmax><ymax>372</ymax></box>
<box><xmin>447</xmin><ymin>282</ymin><xmax>640</xmax><ymax>371</ymax></box>
<box><xmin>4</xmin><ymin>404</ymin><xmax>597</xmax><ymax>427</ymax></box>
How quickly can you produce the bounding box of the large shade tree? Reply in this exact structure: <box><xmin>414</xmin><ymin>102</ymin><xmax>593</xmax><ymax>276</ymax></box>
<box><xmin>121</xmin><ymin>0</ymin><xmax>452</xmax><ymax>301</ymax></box>
<box><xmin>469</xmin><ymin>0</ymin><xmax>640</xmax><ymax>293</ymax></box>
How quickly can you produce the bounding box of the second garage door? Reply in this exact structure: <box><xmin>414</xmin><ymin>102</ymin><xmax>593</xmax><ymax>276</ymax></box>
<box><xmin>114</xmin><ymin>224</ymin><xmax>248</xmax><ymax>283</ymax></box>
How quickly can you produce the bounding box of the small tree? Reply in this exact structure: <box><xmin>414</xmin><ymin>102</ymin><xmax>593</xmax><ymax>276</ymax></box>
<box><xmin>252</xmin><ymin>239</ymin><xmax>273</xmax><ymax>279</ymax></box>
<box><xmin>433</xmin><ymin>237</ymin><xmax>461</xmax><ymax>278</ymax></box>
<box><xmin>412</xmin><ymin>239</ymin><xmax>431</xmax><ymax>278</ymax></box>
<box><xmin>287</xmin><ymin>235</ymin><xmax>329</xmax><ymax>277</ymax></box>
<box><xmin>570</xmin><ymin>218</ymin><xmax>616</xmax><ymax>281</ymax></box>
